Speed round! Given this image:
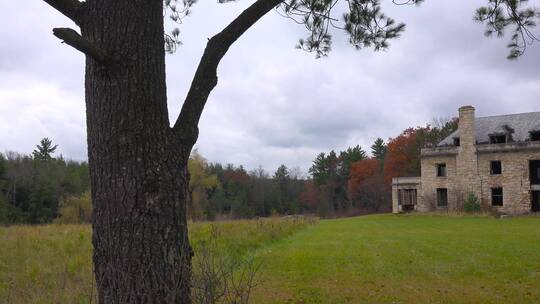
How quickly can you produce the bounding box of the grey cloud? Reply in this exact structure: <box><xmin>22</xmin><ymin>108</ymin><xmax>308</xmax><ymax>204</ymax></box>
<box><xmin>1</xmin><ymin>0</ymin><xmax>540</xmax><ymax>173</ymax></box>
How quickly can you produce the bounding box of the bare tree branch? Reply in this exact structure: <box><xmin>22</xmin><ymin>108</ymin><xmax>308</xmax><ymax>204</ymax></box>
<box><xmin>53</xmin><ymin>28</ymin><xmax>112</xmax><ymax>65</ymax></box>
<box><xmin>43</xmin><ymin>0</ymin><xmax>83</xmax><ymax>24</ymax></box>
<box><xmin>172</xmin><ymin>0</ymin><xmax>284</xmax><ymax>145</ymax></box>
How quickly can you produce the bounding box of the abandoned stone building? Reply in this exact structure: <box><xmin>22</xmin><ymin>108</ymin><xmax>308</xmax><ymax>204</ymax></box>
<box><xmin>392</xmin><ymin>106</ymin><xmax>540</xmax><ymax>215</ymax></box>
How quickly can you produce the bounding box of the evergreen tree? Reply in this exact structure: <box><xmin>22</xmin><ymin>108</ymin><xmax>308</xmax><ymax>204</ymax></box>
<box><xmin>37</xmin><ymin>0</ymin><xmax>539</xmax><ymax>299</ymax></box>
<box><xmin>273</xmin><ymin>165</ymin><xmax>290</xmax><ymax>213</ymax></box>
<box><xmin>309</xmin><ymin>153</ymin><xmax>330</xmax><ymax>186</ymax></box>
<box><xmin>32</xmin><ymin>138</ymin><xmax>58</xmax><ymax>161</ymax></box>
<box><xmin>339</xmin><ymin>145</ymin><xmax>367</xmax><ymax>178</ymax></box>
<box><xmin>371</xmin><ymin>138</ymin><xmax>387</xmax><ymax>161</ymax></box>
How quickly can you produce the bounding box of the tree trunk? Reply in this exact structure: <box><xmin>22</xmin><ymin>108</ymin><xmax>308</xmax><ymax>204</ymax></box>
<box><xmin>81</xmin><ymin>1</ymin><xmax>192</xmax><ymax>302</ymax></box>
<box><xmin>42</xmin><ymin>0</ymin><xmax>284</xmax><ymax>301</ymax></box>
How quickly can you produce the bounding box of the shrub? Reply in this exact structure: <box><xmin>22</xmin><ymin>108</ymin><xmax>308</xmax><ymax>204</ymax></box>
<box><xmin>192</xmin><ymin>225</ymin><xmax>260</xmax><ymax>304</ymax></box>
<box><xmin>55</xmin><ymin>192</ymin><xmax>92</xmax><ymax>224</ymax></box>
<box><xmin>463</xmin><ymin>192</ymin><xmax>481</xmax><ymax>213</ymax></box>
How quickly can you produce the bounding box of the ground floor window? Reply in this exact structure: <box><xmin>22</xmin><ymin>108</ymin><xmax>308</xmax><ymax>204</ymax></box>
<box><xmin>491</xmin><ymin>187</ymin><xmax>503</xmax><ymax>206</ymax></box>
<box><xmin>436</xmin><ymin>188</ymin><xmax>448</xmax><ymax>207</ymax></box>
<box><xmin>398</xmin><ymin>189</ymin><xmax>417</xmax><ymax>206</ymax></box>
<box><xmin>531</xmin><ymin>160</ymin><xmax>540</xmax><ymax>184</ymax></box>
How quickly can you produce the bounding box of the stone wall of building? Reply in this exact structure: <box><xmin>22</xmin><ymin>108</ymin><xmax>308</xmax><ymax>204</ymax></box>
<box><xmin>417</xmin><ymin>106</ymin><xmax>540</xmax><ymax>214</ymax></box>
<box><xmin>394</xmin><ymin>105</ymin><xmax>540</xmax><ymax>214</ymax></box>
<box><xmin>419</xmin><ymin>154</ymin><xmax>458</xmax><ymax>211</ymax></box>
<box><xmin>477</xmin><ymin>148</ymin><xmax>540</xmax><ymax>214</ymax></box>
<box><xmin>420</xmin><ymin>148</ymin><xmax>540</xmax><ymax>214</ymax></box>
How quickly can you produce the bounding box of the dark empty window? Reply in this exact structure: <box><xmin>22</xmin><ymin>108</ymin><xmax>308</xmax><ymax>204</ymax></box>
<box><xmin>437</xmin><ymin>188</ymin><xmax>448</xmax><ymax>207</ymax></box>
<box><xmin>531</xmin><ymin>131</ymin><xmax>540</xmax><ymax>141</ymax></box>
<box><xmin>491</xmin><ymin>187</ymin><xmax>503</xmax><ymax>206</ymax></box>
<box><xmin>453</xmin><ymin>137</ymin><xmax>460</xmax><ymax>146</ymax></box>
<box><xmin>490</xmin><ymin>161</ymin><xmax>502</xmax><ymax>175</ymax></box>
<box><xmin>489</xmin><ymin>134</ymin><xmax>506</xmax><ymax>144</ymax></box>
<box><xmin>531</xmin><ymin>160</ymin><xmax>540</xmax><ymax>185</ymax></box>
<box><xmin>437</xmin><ymin>164</ymin><xmax>447</xmax><ymax>177</ymax></box>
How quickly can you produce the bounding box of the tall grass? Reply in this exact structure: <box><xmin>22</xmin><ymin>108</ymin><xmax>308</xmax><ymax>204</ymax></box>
<box><xmin>0</xmin><ymin>216</ymin><xmax>318</xmax><ymax>304</ymax></box>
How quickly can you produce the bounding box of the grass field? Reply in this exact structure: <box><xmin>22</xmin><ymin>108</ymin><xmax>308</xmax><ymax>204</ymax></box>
<box><xmin>0</xmin><ymin>217</ymin><xmax>316</xmax><ymax>304</ymax></box>
<box><xmin>251</xmin><ymin>214</ymin><xmax>540</xmax><ymax>303</ymax></box>
<box><xmin>1</xmin><ymin>214</ymin><xmax>539</xmax><ymax>303</ymax></box>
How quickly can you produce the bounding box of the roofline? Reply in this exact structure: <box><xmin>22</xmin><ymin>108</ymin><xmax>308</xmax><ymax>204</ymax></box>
<box><xmin>475</xmin><ymin>110</ymin><xmax>540</xmax><ymax>120</ymax></box>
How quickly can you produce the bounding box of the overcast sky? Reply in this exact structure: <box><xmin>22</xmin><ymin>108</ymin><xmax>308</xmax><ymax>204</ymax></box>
<box><xmin>1</xmin><ymin>1</ymin><xmax>540</xmax><ymax>174</ymax></box>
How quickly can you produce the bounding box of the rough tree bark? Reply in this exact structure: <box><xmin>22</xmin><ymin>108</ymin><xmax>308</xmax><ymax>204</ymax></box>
<box><xmin>43</xmin><ymin>0</ymin><xmax>282</xmax><ymax>302</ymax></box>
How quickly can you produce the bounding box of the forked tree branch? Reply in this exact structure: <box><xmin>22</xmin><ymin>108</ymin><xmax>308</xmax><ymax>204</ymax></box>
<box><xmin>53</xmin><ymin>28</ymin><xmax>112</xmax><ymax>65</ymax></box>
<box><xmin>173</xmin><ymin>0</ymin><xmax>284</xmax><ymax>146</ymax></box>
<box><xmin>43</xmin><ymin>0</ymin><xmax>83</xmax><ymax>24</ymax></box>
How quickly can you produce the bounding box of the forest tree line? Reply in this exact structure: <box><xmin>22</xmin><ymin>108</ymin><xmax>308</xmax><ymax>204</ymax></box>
<box><xmin>0</xmin><ymin>119</ymin><xmax>456</xmax><ymax>224</ymax></box>
<box><xmin>0</xmin><ymin>138</ymin><xmax>90</xmax><ymax>224</ymax></box>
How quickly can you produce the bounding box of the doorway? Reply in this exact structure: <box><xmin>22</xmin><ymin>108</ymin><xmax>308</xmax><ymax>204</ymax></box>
<box><xmin>532</xmin><ymin>191</ymin><xmax>540</xmax><ymax>212</ymax></box>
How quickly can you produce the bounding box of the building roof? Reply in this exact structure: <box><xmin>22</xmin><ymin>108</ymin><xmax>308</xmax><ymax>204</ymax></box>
<box><xmin>438</xmin><ymin>111</ymin><xmax>540</xmax><ymax>146</ymax></box>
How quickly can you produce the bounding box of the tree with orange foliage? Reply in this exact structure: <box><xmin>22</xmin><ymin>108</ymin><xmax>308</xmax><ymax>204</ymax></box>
<box><xmin>348</xmin><ymin>158</ymin><xmax>388</xmax><ymax>212</ymax></box>
<box><xmin>383</xmin><ymin>128</ymin><xmax>422</xmax><ymax>185</ymax></box>
<box><xmin>299</xmin><ymin>180</ymin><xmax>320</xmax><ymax>211</ymax></box>
<box><xmin>383</xmin><ymin>119</ymin><xmax>458</xmax><ymax>185</ymax></box>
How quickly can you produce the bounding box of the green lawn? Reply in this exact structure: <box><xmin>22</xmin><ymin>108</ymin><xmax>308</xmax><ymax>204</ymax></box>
<box><xmin>1</xmin><ymin>214</ymin><xmax>538</xmax><ymax>303</ymax></box>
<box><xmin>252</xmin><ymin>214</ymin><xmax>540</xmax><ymax>304</ymax></box>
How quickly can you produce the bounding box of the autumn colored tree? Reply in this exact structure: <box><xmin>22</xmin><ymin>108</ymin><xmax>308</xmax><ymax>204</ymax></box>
<box><xmin>188</xmin><ymin>150</ymin><xmax>220</xmax><ymax>220</ymax></box>
<box><xmin>348</xmin><ymin>158</ymin><xmax>388</xmax><ymax>211</ymax></box>
<box><xmin>37</xmin><ymin>0</ymin><xmax>539</xmax><ymax>300</ymax></box>
<box><xmin>383</xmin><ymin>119</ymin><xmax>457</xmax><ymax>184</ymax></box>
<box><xmin>299</xmin><ymin>180</ymin><xmax>320</xmax><ymax>211</ymax></box>
<box><xmin>222</xmin><ymin>165</ymin><xmax>252</xmax><ymax>217</ymax></box>
<box><xmin>384</xmin><ymin>128</ymin><xmax>423</xmax><ymax>184</ymax></box>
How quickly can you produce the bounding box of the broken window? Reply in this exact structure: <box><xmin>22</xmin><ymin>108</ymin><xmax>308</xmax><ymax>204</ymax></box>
<box><xmin>437</xmin><ymin>188</ymin><xmax>448</xmax><ymax>207</ymax></box>
<box><xmin>398</xmin><ymin>189</ymin><xmax>417</xmax><ymax>206</ymax></box>
<box><xmin>491</xmin><ymin>187</ymin><xmax>503</xmax><ymax>206</ymax></box>
<box><xmin>530</xmin><ymin>160</ymin><xmax>540</xmax><ymax>185</ymax></box>
<box><xmin>489</xmin><ymin>134</ymin><xmax>506</xmax><ymax>144</ymax></box>
<box><xmin>531</xmin><ymin>131</ymin><xmax>540</xmax><ymax>141</ymax></box>
<box><xmin>436</xmin><ymin>163</ymin><xmax>447</xmax><ymax>177</ymax></box>
<box><xmin>453</xmin><ymin>137</ymin><xmax>460</xmax><ymax>146</ymax></box>
<box><xmin>490</xmin><ymin>161</ymin><xmax>502</xmax><ymax>175</ymax></box>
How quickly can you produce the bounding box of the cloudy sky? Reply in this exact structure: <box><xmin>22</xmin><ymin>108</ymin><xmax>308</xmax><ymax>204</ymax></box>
<box><xmin>1</xmin><ymin>1</ymin><xmax>539</xmax><ymax>174</ymax></box>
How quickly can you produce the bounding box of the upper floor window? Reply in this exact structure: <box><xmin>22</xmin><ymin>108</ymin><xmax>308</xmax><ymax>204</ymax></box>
<box><xmin>453</xmin><ymin>137</ymin><xmax>460</xmax><ymax>146</ymax></box>
<box><xmin>491</xmin><ymin>187</ymin><xmax>503</xmax><ymax>206</ymax></box>
<box><xmin>490</xmin><ymin>161</ymin><xmax>502</xmax><ymax>175</ymax></box>
<box><xmin>530</xmin><ymin>131</ymin><xmax>540</xmax><ymax>141</ymax></box>
<box><xmin>489</xmin><ymin>134</ymin><xmax>506</xmax><ymax>144</ymax></box>
<box><xmin>436</xmin><ymin>163</ymin><xmax>447</xmax><ymax>177</ymax></box>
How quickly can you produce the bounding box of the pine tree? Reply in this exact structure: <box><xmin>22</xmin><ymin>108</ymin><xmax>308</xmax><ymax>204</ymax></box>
<box><xmin>32</xmin><ymin>138</ymin><xmax>58</xmax><ymax>161</ymax></box>
<box><xmin>371</xmin><ymin>138</ymin><xmax>387</xmax><ymax>161</ymax></box>
<box><xmin>38</xmin><ymin>0</ymin><xmax>539</xmax><ymax>301</ymax></box>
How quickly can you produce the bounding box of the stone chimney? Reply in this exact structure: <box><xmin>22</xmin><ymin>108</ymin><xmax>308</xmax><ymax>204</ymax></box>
<box><xmin>456</xmin><ymin>105</ymin><xmax>480</xmax><ymax>199</ymax></box>
<box><xmin>458</xmin><ymin>105</ymin><xmax>476</xmax><ymax>148</ymax></box>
